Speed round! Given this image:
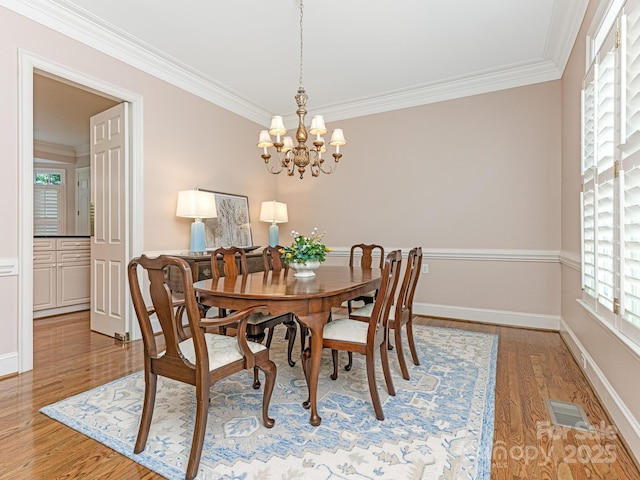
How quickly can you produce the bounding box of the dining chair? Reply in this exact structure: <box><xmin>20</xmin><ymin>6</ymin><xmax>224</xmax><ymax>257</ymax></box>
<box><xmin>302</xmin><ymin>250</ymin><xmax>402</xmax><ymax>420</ymax></box>
<box><xmin>128</xmin><ymin>254</ymin><xmax>276</xmax><ymax>480</ymax></box>
<box><xmin>211</xmin><ymin>246</ymin><xmax>298</xmax><ymax>386</ymax></box>
<box><xmin>347</xmin><ymin>244</ymin><xmax>385</xmax><ymax>315</ymax></box>
<box><xmin>350</xmin><ymin>247</ymin><xmax>423</xmax><ymax>380</ymax></box>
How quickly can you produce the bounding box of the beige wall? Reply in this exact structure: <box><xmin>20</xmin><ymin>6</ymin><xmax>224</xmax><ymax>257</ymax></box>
<box><xmin>278</xmin><ymin>82</ymin><xmax>562</xmax><ymax>320</ymax></box>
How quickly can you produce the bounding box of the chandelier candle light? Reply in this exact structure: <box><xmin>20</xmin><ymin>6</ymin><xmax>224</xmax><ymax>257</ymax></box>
<box><xmin>175</xmin><ymin>189</ymin><xmax>217</xmax><ymax>253</ymax></box>
<box><xmin>260</xmin><ymin>200</ymin><xmax>288</xmax><ymax>247</ymax></box>
<box><xmin>257</xmin><ymin>0</ymin><xmax>346</xmax><ymax>179</ymax></box>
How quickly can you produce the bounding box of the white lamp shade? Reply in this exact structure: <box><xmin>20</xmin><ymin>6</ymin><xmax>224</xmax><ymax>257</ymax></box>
<box><xmin>257</xmin><ymin>130</ymin><xmax>273</xmax><ymax>148</ymax></box>
<box><xmin>260</xmin><ymin>200</ymin><xmax>288</xmax><ymax>223</ymax></box>
<box><xmin>176</xmin><ymin>190</ymin><xmax>217</xmax><ymax>219</ymax></box>
<box><xmin>268</xmin><ymin>116</ymin><xmax>287</xmax><ymax>136</ymax></box>
<box><xmin>309</xmin><ymin>115</ymin><xmax>327</xmax><ymax>135</ymax></box>
<box><xmin>282</xmin><ymin>136</ymin><xmax>294</xmax><ymax>152</ymax></box>
<box><xmin>329</xmin><ymin>128</ymin><xmax>346</xmax><ymax>146</ymax></box>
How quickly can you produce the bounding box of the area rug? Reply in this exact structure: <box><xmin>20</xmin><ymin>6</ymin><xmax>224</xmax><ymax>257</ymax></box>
<box><xmin>40</xmin><ymin>325</ymin><xmax>497</xmax><ymax>479</ymax></box>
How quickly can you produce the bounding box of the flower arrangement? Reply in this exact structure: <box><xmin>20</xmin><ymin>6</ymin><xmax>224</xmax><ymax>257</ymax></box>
<box><xmin>279</xmin><ymin>228</ymin><xmax>331</xmax><ymax>266</ymax></box>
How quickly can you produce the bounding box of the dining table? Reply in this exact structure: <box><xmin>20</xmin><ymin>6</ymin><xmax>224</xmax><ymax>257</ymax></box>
<box><xmin>193</xmin><ymin>264</ymin><xmax>382</xmax><ymax>426</ymax></box>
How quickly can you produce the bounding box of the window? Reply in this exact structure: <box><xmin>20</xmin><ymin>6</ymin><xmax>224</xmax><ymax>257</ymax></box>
<box><xmin>34</xmin><ymin>168</ymin><xmax>65</xmax><ymax>236</ymax></box>
<box><xmin>582</xmin><ymin>0</ymin><xmax>640</xmax><ymax>346</ymax></box>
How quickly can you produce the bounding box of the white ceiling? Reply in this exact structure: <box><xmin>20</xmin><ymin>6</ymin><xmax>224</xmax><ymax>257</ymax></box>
<box><xmin>21</xmin><ymin>0</ymin><xmax>589</xmax><ymax>147</ymax></box>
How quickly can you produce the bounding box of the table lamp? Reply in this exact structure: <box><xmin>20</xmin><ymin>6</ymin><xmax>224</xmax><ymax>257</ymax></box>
<box><xmin>176</xmin><ymin>189</ymin><xmax>217</xmax><ymax>253</ymax></box>
<box><xmin>260</xmin><ymin>200</ymin><xmax>288</xmax><ymax>247</ymax></box>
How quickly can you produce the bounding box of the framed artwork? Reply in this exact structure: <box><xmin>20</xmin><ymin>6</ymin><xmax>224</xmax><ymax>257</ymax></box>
<box><xmin>200</xmin><ymin>190</ymin><xmax>254</xmax><ymax>249</ymax></box>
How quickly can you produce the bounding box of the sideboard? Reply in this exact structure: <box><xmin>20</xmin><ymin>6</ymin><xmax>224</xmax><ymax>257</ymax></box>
<box><xmin>167</xmin><ymin>250</ymin><xmax>264</xmax><ymax>293</ymax></box>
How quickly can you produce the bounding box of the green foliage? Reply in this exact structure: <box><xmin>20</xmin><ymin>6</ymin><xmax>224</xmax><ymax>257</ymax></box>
<box><xmin>279</xmin><ymin>228</ymin><xmax>331</xmax><ymax>265</ymax></box>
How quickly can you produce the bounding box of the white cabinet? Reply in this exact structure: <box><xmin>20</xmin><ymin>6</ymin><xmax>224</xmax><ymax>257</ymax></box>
<box><xmin>34</xmin><ymin>237</ymin><xmax>90</xmax><ymax>317</ymax></box>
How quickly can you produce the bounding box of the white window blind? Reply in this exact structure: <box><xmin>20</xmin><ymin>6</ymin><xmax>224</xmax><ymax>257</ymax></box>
<box><xmin>623</xmin><ymin>0</ymin><xmax>640</xmax><ymax>151</ymax></box>
<box><xmin>34</xmin><ymin>185</ymin><xmax>64</xmax><ymax>235</ymax></box>
<box><xmin>621</xmin><ymin>152</ymin><xmax>640</xmax><ymax>344</ymax></box>
<box><xmin>582</xmin><ymin>67</ymin><xmax>597</xmax><ymax>299</ymax></box>
<box><xmin>582</xmin><ymin>0</ymin><xmax>640</xmax><ymax>347</ymax></box>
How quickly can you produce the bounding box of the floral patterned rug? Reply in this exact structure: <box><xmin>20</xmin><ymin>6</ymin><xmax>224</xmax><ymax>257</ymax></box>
<box><xmin>40</xmin><ymin>325</ymin><xmax>497</xmax><ymax>479</ymax></box>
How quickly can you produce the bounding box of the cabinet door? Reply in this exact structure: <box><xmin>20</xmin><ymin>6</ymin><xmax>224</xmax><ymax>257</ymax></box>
<box><xmin>57</xmin><ymin>262</ymin><xmax>91</xmax><ymax>307</ymax></box>
<box><xmin>33</xmin><ymin>264</ymin><xmax>56</xmax><ymax>311</ymax></box>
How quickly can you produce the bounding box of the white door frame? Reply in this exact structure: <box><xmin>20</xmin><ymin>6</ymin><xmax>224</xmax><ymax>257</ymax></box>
<box><xmin>18</xmin><ymin>49</ymin><xmax>144</xmax><ymax>372</ymax></box>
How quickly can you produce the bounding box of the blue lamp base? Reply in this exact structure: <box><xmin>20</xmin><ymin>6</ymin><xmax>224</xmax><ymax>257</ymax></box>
<box><xmin>190</xmin><ymin>218</ymin><xmax>206</xmax><ymax>252</ymax></box>
<box><xmin>268</xmin><ymin>223</ymin><xmax>279</xmax><ymax>247</ymax></box>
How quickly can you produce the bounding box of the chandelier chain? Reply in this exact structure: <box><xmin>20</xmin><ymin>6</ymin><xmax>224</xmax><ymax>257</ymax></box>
<box><xmin>299</xmin><ymin>0</ymin><xmax>304</xmax><ymax>89</ymax></box>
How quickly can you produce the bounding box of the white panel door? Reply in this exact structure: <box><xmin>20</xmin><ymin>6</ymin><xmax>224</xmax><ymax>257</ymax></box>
<box><xmin>90</xmin><ymin>102</ymin><xmax>129</xmax><ymax>337</ymax></box>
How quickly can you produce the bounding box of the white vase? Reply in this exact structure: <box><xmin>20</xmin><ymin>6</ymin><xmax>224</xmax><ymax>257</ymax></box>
<box><xmin>290</xmin><ymin>260</ymin><xmax>321</xmax><ymax>277</ymax></box>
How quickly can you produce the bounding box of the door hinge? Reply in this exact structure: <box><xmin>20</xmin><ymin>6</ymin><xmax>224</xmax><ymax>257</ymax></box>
<box><xmin>114</xmin><ymin>332</ymin><xmax>130</xmax><ymax>343</ymax></box>
<box><xmin>616</xmin><ymin>30</ymin><xmax>621</xmax><ymax>48</ymax></box>
<box><xmin>614</xmin><ymin>161</ymin><xmax>620</xmax><ymax>178</ymax></box>
<box><xmin>613</xmin><ymin>297</ymin><xmax>620</xmax><ymax>315</ymax></box>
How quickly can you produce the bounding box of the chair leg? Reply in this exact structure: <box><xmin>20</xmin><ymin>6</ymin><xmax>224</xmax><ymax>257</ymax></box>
<box><xmin>185</xmin><ymin>383</ymin><xmax>209</xmax><ymax>480</ymax></box>
<box><xmin>365</xmin><ymin>352</ymin><xmax>384</xmax><ymax>421</ymax></box>
<box><xmin>285</xmin><ymin>321</ymin><xmax>297</xmax><ymax>367</ymax></box>
<box><xmin>345</xmin><ymin>352</ymin><xmax>353</xmax><ymax>371</ymax></box>
<box><xmin>265</xmin><ymin>326</ymin><xmax>275</xmax><ymax>348</ymax></box>
<box><xmin>257</xmin><ymin>359</ymin><xmax>276</xmax><ymax>428</ymax></box>
<box><xmin>406</xmin><ymin>318</ymin><xmax>420</xmax><ymax>366</ymax></box>
<box><xmin>394</xmin><ymin>325</ymin><xmax>410</xmax><ymax>380</ymax></box>
<box><xmin>301</xmin><ymin>346</ymin><xmax>311</xmax><ymax>409</ymax></box>
<box><xmin>380</xmin><ymin>337</ymin><xmax>396</xmax><ymax>397</ymax></box>
<box><xmin>330</xmin><ymin>349</ymin><xmax>339</xmax><ymax>380</ymax></box>
<box><xmin>253</xmin><ymin>366</ymin><xmax>261</xmax><ymax>389</ymax></box>
<box><xmin>134</xmin><ymin>370</ymin><xmax>157</xmax><ymax>454</ymax></box>
<box><xmin>299</xmin><ymin>322</ymin><xmax>308</xmax><ymax>356</ymax></box>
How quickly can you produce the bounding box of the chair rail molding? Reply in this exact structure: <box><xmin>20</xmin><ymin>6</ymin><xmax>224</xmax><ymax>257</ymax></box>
<box><xmin>328</xmin><ymin>247</ymin><xmax>561</xmax><ymax>263</ymax></box>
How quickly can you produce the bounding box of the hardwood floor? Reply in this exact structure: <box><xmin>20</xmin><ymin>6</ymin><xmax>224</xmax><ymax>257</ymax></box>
<box><xmin>0</xmin><ymin>312</ymin><xmax>638</xmax><ymax>479</ymax></box>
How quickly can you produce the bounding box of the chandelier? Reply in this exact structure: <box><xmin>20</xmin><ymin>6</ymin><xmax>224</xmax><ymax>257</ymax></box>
<box><xmin>257</xmin><ymin>0</ymin><xmax>346</xmax><ymax>179</ymax></box>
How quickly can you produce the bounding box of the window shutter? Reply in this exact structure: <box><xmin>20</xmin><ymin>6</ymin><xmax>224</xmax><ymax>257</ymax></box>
<box><xmin>623</xmin><ymin>0</ymin><xmax>640</xmax><ymax>152</ymax></box>
<box><xmin>593</xmin><ymin>37</ymin><xmax>618</xmax><ymax>319</ymax></box>
<box><xmin>582</xmin><ymin>68</ymin><xmax>597</xmax><ymax>300</ymax></box>
<box><xmin>621</xmin><ymin>145</ymin><xmax>640</xmax><ymax>346</ymax></box>
<box><xmin>34</xmin><ymin>185</ymin><xmax>63</xmax><ymax>235</ymax></box>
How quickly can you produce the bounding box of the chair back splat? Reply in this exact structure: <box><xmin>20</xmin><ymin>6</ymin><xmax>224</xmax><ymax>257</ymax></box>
<box><xmin>391</xmin><ymin>247</ymin><xmax>423</xmax><ymax>379</ymax></box>
<box><xmin>211</xmin><ymin>246</ymin><xmax>248</xmax><ymax>278</ymax></box>
<box><xmin>128</xmin><ymin>254</ymin><xmax>276</xmax><ymax>480</ymax></box>
<box><xmin>347</xmin><ymin>243</ymin><xmax>385</xmax><ymax>314</ymax></box>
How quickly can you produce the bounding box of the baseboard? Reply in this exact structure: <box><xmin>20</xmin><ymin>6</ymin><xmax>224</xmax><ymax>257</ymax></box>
<box><xmin>0</xmin><ymin>352</ymin><xmax>18</xmax><ymax>377</ymax></box>
<box><xmin>559</xmin><ymin>318</ymin><xmax>640</xmax><ymax>465</ymax></box>
<box><xmin>33</xmin><ymin>303</ymin><xmax>90</xmax><ymax>319</ymax></box>
<box><xmin>414</xmin><ymin>302</ymin><xmax>561</xmax><ymax>330</ymax></box>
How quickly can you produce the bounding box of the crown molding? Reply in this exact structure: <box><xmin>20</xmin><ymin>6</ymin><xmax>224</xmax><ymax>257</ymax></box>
<box><xmin>3</xmin><ymin>0</ymin><xmax>586</xmax><ymax>125</ymax></box>
<box><xmin>544</xmin><ymin>0</ymin><xmax>590</xmax><ymax>73</ymax></box>
<box><xmin>33</xmin><ymin>139</ymin><xmax>75</xmax><ymax>157</ymax></box>
<box><xmin>2</xmin><ymin>0</ymin><xmax>271</xmax><ymax>125</ymax></box>
<box><xmin>295</xmin><ymin>59</ymin><xmax>563</xmax><ymax>124</ymax></box>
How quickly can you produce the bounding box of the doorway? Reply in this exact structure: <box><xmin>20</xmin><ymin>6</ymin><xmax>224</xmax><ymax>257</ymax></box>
<box><xmin>18</xmin><ymin>51</ymin><xmax>144</xmax><ymax>372</ymax></box>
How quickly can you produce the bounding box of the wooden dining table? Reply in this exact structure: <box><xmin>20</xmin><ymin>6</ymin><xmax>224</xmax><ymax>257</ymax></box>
<box><xmin>193</xmin><ymin>265</ymin><xmax>382</xmax><ymax>426</ymax></box>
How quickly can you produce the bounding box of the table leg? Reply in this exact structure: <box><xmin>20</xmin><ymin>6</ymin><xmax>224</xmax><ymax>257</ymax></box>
<box><xmin>298</xmin><ymin>312</ymin><xmax>328</xmax><ymax>426</ymax></box>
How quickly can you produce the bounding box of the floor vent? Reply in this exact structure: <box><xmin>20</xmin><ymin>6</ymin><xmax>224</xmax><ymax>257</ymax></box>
<box><xmin>545</xmin><ymin>399</ymin><xmax>593</xmax><ymax>432</ymax></box>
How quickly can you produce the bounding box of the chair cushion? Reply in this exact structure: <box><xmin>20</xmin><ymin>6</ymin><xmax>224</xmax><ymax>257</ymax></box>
<box><xmin>350</xmin><ymin>303</ymin><xmax>396</xmax><ymax>320</ymax></box>
<box><xmin>322</xmin><ymin>318</ymin><xmax>369</xmax><ymax>344</ymax></box>
<box><xmin>178</xmin><ymin>333</ymin><xmax>266</xmax><ymax>371</ymax></box>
